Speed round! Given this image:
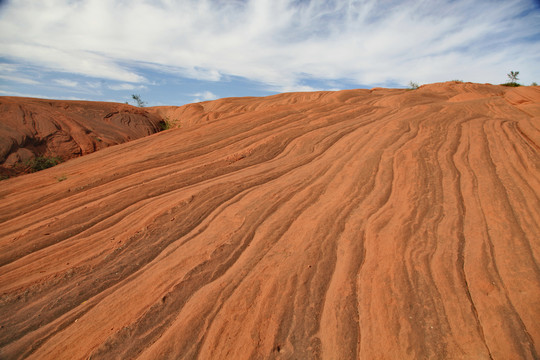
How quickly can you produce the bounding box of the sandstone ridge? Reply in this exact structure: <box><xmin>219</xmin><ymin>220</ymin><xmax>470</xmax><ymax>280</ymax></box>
<box><xmin>0</xmin><ymin>82</ymin><xmax>539</xmax><ymax>359</ymax></box>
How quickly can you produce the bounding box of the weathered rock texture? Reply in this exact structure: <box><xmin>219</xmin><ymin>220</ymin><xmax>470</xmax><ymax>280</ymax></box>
<box><xmin>0</xmin><ymin>82</ymin><xmax>539</xmax><ymax>359</ymax></box>
<box><xmin>0</xmin><ymin>97</ymin><xmax>163</xmax><ymax>177</ymax></box>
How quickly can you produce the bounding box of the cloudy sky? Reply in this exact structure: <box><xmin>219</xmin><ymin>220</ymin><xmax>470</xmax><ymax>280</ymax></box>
<box><xmin>1</xmin><ymin>0</ymin><xmax>539</xmax><ymax>106</ymax></box>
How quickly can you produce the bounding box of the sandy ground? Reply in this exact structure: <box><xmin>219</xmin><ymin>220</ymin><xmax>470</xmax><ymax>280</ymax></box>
<box><xmin>0</xmin><ymin>82</ymin><xmax>539</xmax><ymax>359</ymax></box>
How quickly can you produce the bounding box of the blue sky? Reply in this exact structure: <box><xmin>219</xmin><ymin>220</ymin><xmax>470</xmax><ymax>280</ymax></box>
<box><xmin>1</xmin><ymin>0</ymin><xmax>539</xmax><ymax>106</ymax></box>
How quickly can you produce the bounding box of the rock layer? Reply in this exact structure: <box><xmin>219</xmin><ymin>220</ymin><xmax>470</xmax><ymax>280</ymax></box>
<box><xmin>0</xmin><ymin>82</ymin><xmax>539</xmax><ymax>359</ymax></box>
<box><xmin>0</xmin><ymin>97</ymin><xmax>163</xmax><ymax>177</ymax></box>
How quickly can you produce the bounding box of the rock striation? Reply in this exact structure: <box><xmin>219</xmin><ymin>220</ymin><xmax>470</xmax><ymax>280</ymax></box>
<box><xmin>0</xmin><ymin>97</ymin><xmax>163</xmax><ymax>177</ymax></box>
<box><xmin>0</xmin><ymin>82</ymin><xmax>539</xmax><ymax>359</ymax></box>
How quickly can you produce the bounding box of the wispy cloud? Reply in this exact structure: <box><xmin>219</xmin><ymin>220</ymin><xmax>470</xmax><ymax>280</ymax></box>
<box><xmin>0</xmin><ymin>0</ymin><xmax>539</xmax><ymax>92</ymax></box>
<box><xmin>107</xmin><ymin>83</ymin><xmax>147</xmax><ymax>91</ymax></box>
<box><xmin>0</xmin><ymin>89</ymin><xmax>59</xmax><ymax>99</ymax></box>
<box><xmin>0</xmin><ymin>74</ymin><xmax>40</xmax><ymax>85</ymax></box>
<box><xmin>85</xmin><ymin>81</ymin><xmax>102</xmax><ymax>89</ymax></box>
<box><xmin>0</xmin><ymin>63</ymin><xmax>40</xmax><ymax>84</ymax></box>
<box><xmin>192</xmin><ymin>91</ymin><xmax>218</xmax><ymax>102</ymax></box>
<box><xmin>54</xmin><ymin>78</ymin><xmax>78</xmax><ymax>87</ymax></box>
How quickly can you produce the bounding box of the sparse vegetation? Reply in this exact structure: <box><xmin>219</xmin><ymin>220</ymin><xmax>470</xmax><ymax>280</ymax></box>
<box><xmin>502</xmin><ymin>71</ymin><xmax>521</xmax><ymax>87</ymax></box>
<box><xmin>532</xmin><ymin>82</ymin><xmax>538</xmax><ymax>86</ymax></box>
<box><xmin>56</xmin><ymin>174</ymin><xmax>67</xmax><ymax>182</ymax></box>
<box><xmin>159</xmin><ymin>116</ymin><xmax>179</xmax><ymax>131</ymax></box>
<box><xmin>27</xmin><ymin>156</ymin><xmax>62</xmax><ymax>172</ymax></box>
<box><xmin>408</xmin><ymin>81</ymin><xmax>420</xmax><ymax>90</ymax></box>
<box><xmin>452</xmin><ymin>80</ymin><xmax>464</xmax><ymax>83</ymax></box>
<box><xmin>0</xmin><ymin>175</ymin><xmax>9</xmax><ymax>181</ymax></box>
<box><xmin>160</xmin><ymin>120</ymin><xmax>172</xmax><ymax>131</ymax></box>
<box><xmin>132</xmin><ymin>94</ymin><xmax>147</xmax><ymax>107</ymax></box>
<box><xmin>508</xmin><ymin>71</ymin><xmax>519</xmax><ymax>83</ymax></box>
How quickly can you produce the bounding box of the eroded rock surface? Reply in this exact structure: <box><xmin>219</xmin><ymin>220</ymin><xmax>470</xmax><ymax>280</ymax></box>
<box><xmin>0</xmin><ymin>97</ymin><xmax>163</xmax><ymax>177</ymax></box>
<box><xmin>0</xmin><ymin>83</ymin><xmax>539</xmax><ymax>359</ymax></box>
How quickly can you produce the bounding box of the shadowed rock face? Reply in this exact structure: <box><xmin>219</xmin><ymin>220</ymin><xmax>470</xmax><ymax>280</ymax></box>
<box><xmin>0</xmin><ymin>97</ymin><xmax>163</xmax><ymax>177</ymax></box>
<box><xmin>0</xmin><ymin>82</ymin><xmax>539</xmax><ymax>359</ymax></box>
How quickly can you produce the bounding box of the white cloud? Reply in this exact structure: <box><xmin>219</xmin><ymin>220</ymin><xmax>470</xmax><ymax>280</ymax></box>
<box><xmin>54</xmin><ymin>78</ymin><xmax>78</xmax><ymax>87</ymax></box>
<box><xmin>0</xmin><ymin>63</ymin><xmax>19</xmax><ymax>73</ymax></box>
<box><xmin>85</xmin><ymin>81</ymin><xmax>102</xmax><ymax>89</ymax></box>
<box><xmin>0</xmin><ymin>74</ymin><xmax>39</xmax><ymax>85</ymax></box>
<box><xmin>107</xmin><ymin>83</ymin><xmax>147</xmax><ymax>91</ymax></box>
<box><xmin>0</xmin><ymin>0</ymin><xmax>539</xmax><ymax>90</ymax></box>
<box><xmin>0</xmin><ymin>89</ymin><xmax>56</xmax><ymax>99</ymax></box>
<box><xmin>273</xmin><ymin>84</ymin><xmax>321</xmax><ymax>93</ymax></box>
<box><xmin>1</xmin><ymin>42</ymin><xmax>146</xmax><ymax>83</ymax></box>
<box><xmin>191</xmin><ymin>91</ymin><xmax>218</xmax><ymax>102</ymax></box>
<box><xmin>0</xmin><ymin>63</ymin><xmax>40</xmax><ymax>84</ymax></box>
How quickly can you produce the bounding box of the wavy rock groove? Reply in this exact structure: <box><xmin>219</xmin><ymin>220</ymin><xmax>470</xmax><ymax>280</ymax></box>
<box><xmin>0</xmin><ymin>82</ymin><xmax>539</xmax><ymax>359</ymax></box>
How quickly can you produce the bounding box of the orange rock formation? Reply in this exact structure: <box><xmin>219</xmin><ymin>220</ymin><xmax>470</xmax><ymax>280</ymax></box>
<box><xmin>0</xmin><ymin>82</ymin><xmax>539</xmax><ymax>359</ymax></box>
<box><xmin>0</xmin><ymin>97</ymin><xmax>163</xmax><ymax>177</ymax></box>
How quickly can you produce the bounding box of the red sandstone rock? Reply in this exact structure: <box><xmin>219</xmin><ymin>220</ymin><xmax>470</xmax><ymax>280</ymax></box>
<box><xmin>0</xmin><ymin>82</ymin><xmax>539</xmax><ymax>359</ymax></box>
<box><xmin>0</xmin><ymin>97</ymin><xmax>163</xmax><ymax>177</ymax></box>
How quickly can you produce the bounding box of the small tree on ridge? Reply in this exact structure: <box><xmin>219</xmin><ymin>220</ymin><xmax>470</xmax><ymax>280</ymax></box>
<box><xmin>507</xmin><ymin>71</ymin><xmax>519</xmax><ymax>85</ymax></box>
<box><xmin>132</xmin><ymin>94</ymin><xmax>146</xmax><ymax>107</ymax></box>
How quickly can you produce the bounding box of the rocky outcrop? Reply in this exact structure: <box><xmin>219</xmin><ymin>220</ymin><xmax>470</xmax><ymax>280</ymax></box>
<box><xmin>0</xmin><ymin>97</ymin><xmax>163</xmax><ymax>177</ymax></box>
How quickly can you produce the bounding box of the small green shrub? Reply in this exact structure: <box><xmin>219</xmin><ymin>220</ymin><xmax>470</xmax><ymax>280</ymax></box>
<box><xmin>508</xmin><ymin>71</ymin><xmax>519</xmax><ymax>83</ymax></box>
<box><xmin>27</xmin><ymin>156</ymin><xmax>62</xmax><ymax>172</ymax></box>
<box><xmin>531</xmin><ymin>82</ymin><xmax>538</xmax><ymax>86</ymax></box>
<box><xmin>56</xmin><ymin>174</ymin><xmax>67</xmax><ymax>182</ymax></box>
<box><xmin>159</xmin><ymin>116</ymin><xmax>179</xmax><ymax>131</ymax></box>
<box><xmin>452</xmin><ymin>80</ymin><xmax>464</xmax><ymax>83</ymax></box>
<box><xmin>132</xmin><ymin>94</ymin><xmax>146</xmax><ymax>107</ymax></box>
<box><xmin>160</xmin><ymin>120</ymin><xmax>172</xmax><ymax>131</ymax></box>
<box><xmin>502</xmin><ymin>71</ymin><xmax>521</xmax><ymax>86</ymax></box>
<box><xmin>408</xmin><ymin>81</ymin><xmax>419</xmax><ymax>90</ymax></box>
